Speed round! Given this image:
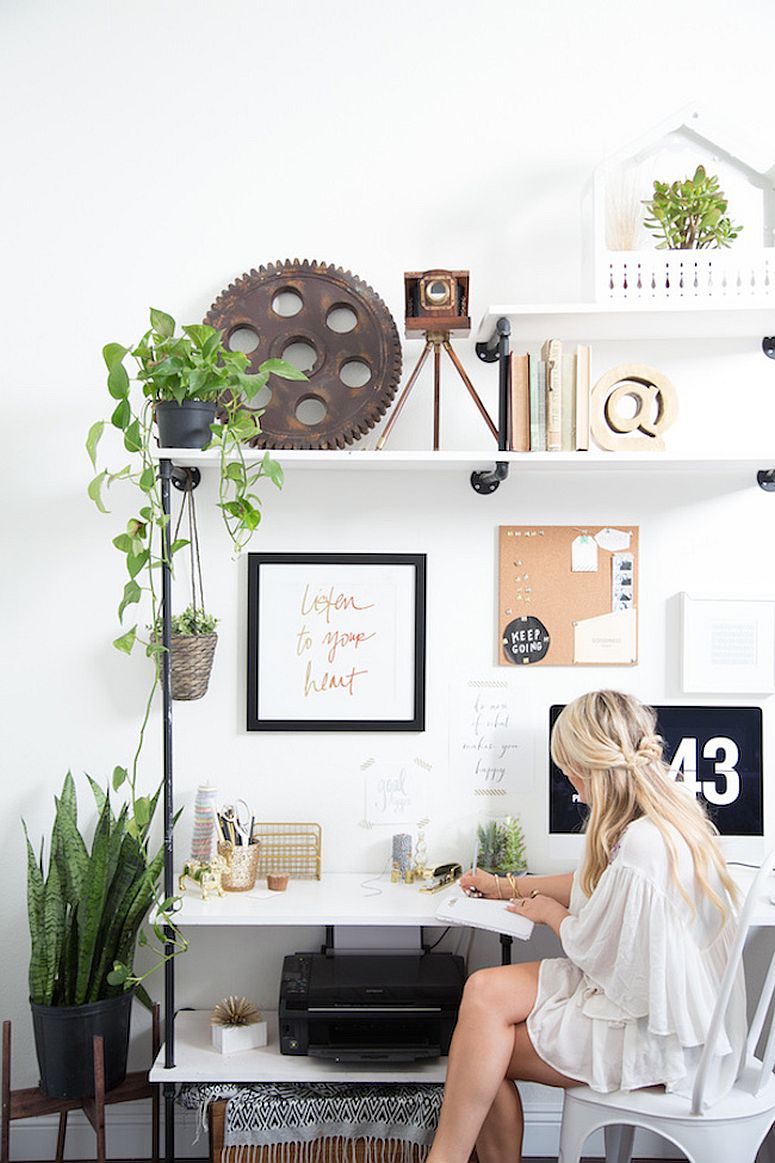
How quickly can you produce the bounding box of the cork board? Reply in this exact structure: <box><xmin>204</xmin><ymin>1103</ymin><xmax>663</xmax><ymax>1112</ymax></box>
<box><xmin>498</xmin><ymin>525</ymin><xmax>639</xmax><ymax>667</ymax></box>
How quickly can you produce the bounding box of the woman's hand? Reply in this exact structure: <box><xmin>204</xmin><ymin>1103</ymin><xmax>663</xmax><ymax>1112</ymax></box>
<box><xmin>458</xmin><ymin>869</ymin><xmax>504</xmax><ymax>898</ymax></box>
<box><xmin>506</xmin><ymin>891</ymin><xmax>569</xmax><ymax>938</ymax></box>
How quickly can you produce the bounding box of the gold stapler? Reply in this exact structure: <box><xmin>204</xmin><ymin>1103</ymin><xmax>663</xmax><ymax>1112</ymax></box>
<box><xmin>419</xmin><ymin>862</ymin><xmax>462</xmax><ymax>893</ymax></box>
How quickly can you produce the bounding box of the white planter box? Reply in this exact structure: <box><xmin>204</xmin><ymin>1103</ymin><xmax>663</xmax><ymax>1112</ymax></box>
<box><xmin>596</xmin><ymin>247</ymin><xmax>775</xmax><ymax>303</ymax></box>
<box><xmin>211</xmin><ymin>1021</ymin><xmax>268</xmax><ymax>1054</ymax></box>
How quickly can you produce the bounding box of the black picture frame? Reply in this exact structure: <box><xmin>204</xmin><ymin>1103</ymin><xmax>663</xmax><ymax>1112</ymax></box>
<box><xmin>247</xmin><ymin>553</ymin><xmax>426</xmax><ymax>732</ymax></box>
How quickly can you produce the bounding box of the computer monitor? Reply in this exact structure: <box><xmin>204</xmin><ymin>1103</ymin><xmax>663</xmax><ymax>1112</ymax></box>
<box><xmin>548</xmin><ymin>704</ymin><xmax>764</xmax><ymax>863</ymax></box>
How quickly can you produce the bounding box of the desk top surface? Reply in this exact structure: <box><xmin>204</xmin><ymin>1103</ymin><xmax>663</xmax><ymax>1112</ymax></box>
<box><xmin>174</xmin><ymin>873</ymin><xmax>449</xmax><ymax>926</ymax></box>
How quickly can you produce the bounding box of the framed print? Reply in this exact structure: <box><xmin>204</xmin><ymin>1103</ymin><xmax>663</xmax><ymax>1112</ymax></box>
<box><xmin>247</xmin><ymin>553</ymin><xmax>426</xmax><ymax>731</ymax></box>
<box><xmin>681</xmin><ymin>593</ymin><xmax>775</xmax><ymax>694</ymax></box>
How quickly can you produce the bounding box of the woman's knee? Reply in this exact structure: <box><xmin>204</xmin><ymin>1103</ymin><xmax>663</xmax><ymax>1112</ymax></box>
<box><xmin>460</xmin><ymin>963</ymin><xmax>539</xmax><ymax>1021</ymax></box>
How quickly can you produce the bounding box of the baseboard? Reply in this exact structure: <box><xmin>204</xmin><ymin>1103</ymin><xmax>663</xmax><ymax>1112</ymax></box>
<box><xmin>4</xmin><ymin>1100</ymin><xmax>683</xmax><ymax>1160</ymax></box>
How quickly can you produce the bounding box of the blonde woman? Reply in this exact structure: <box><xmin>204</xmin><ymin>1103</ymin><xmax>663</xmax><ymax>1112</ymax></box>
<box><xmin>427</xmin><ymin>690</ymin><xmax>745</xmax><ymax>1163</ymax></box>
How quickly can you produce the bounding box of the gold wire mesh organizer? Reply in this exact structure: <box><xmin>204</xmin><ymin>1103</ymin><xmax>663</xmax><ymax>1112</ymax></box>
<box><xmin>250</xmin><ymin>822</ymin><xmax>322</xmax><ymax>881</ymax></box>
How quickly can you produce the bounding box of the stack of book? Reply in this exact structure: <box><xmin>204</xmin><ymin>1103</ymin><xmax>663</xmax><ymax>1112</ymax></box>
<box><xmin>508</xmin><ymin>340</ymin><xmax>590</xmax><ymax>452</ymax></box>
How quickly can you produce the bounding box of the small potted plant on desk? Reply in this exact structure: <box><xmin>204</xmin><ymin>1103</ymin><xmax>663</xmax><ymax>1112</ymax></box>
<box><xmin>24</xmin><ymin>771</ymin><xmax>186</xmax><ymax>1099</ymax></box>
<box><xmin>476</xmin><ymin>816</ymin><xmax>528</xmax><ymax>881</ymax></box>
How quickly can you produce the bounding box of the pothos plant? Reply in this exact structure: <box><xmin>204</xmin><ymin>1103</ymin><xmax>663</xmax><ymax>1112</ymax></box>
<box><xmin>643</xmin><ymin>165</ymin><xmax>743</xmax><ymax>250</ymax></box>
<box><xmin>86</xmin><ymin>309</ymin><xmax>304</xmax><ymax>786</ymax></box>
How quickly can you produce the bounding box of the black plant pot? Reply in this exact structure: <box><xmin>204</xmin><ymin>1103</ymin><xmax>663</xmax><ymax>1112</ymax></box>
<box><xmin>155</xmin><ymin>400</ymin><xmax>217</xmax><ymax>449</ymax></box>
<box><xmin>30</xmin><ymin>991</ymin><xmax>134</xmax><ymax>1099</ymax></box>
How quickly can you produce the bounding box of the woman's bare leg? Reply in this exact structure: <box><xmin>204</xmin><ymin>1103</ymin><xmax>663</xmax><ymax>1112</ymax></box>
<box><xmin>474</xmin><ymin>1079</ymin><xmax>522</xmax><ymax>1163</ymax></box>
<box><xmin>430</xmin><ymin>965</ymin><xmax>580</xmax><ymax>1163</ymax></box>
<box><xmin>427</xmin><ymin>963</ymin><xmax>541</xmax><ymax>1163</ymax></box>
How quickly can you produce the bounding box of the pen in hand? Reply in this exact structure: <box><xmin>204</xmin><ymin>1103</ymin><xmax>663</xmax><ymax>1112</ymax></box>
<box><xmin>466</xmin><ymin>837</ymin><xmax>484</xmax><ymax>897</ymax></box>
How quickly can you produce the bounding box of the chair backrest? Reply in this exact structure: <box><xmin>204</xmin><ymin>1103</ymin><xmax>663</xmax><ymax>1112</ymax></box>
<box><xmin>691</xmin><ymin>846</ymin><xmax>775</xmax><ymax>1114</ymax></box>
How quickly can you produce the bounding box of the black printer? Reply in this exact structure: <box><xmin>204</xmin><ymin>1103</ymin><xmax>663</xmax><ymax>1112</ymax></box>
<box><xmin>279</xmin><ymin>951</ymin><xmax>466</xmax><ymax>1063</ymax></box>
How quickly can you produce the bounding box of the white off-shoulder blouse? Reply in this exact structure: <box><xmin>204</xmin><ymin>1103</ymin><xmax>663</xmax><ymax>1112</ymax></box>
<box><xmin>526</xmin><ymin>816</ymin><xmax>746</xmax><ymax>1105</ymax></box>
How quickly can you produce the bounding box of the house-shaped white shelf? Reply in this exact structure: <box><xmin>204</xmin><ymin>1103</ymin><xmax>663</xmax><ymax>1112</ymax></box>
<box><xmin>591</xmin><ymin>106</ymin><xmax>775</xmax><ymax>303</ymax></box>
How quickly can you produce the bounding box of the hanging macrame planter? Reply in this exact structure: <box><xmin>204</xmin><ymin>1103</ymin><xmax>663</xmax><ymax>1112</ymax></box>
<box><xmin>169</xmin><ymin>479</ymin><xmax>218</xmax><ymax>701</ymax></box>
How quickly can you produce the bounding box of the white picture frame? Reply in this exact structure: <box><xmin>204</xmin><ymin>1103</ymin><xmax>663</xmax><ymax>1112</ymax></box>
<box><xmin>680</xmin><ymin>593</ymin><xmax>775</xmax><ymax>695</ymax></box>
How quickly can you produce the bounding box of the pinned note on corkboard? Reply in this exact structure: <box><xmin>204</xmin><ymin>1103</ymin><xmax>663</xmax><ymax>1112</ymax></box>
<box><xmin>498</xmin><ymin>525</ymin><xmax>639</xmax><ymax>667</ymax></box>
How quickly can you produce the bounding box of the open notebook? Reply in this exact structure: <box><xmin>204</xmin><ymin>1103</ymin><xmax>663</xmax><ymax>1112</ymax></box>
<box><xmin>435</xmin><ymin>889</ymin><xmax>534</xmax><ymax>940</ymax></box>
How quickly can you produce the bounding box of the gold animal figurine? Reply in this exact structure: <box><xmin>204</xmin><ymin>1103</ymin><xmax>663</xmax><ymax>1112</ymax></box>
<box><xmin>178</xmin><ymin>852</ymin><xmax>231</xmax><ymax>900</ymax></box>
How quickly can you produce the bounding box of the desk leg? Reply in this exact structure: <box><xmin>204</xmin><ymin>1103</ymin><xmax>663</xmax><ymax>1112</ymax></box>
<box><xmin>55</xmin><ymin>1112</ymin><xmax>67</xmax><ymax>1161</ymax></box>
<box><xmin>499</xmin><ymin>934</ymin><xmax>513</xmax><ymax>966</ymax></box>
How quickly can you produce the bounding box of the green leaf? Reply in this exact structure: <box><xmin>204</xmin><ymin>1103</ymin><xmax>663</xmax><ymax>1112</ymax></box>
<box><xmin>124</xmin><ymin>419</ymin><xmax>142</xmax><ymax>453</ymax></box>
<box><xmin>113</xmin><ymin>532</ymin><xmax>132</xmax><ymax>553</ymax></box>
<box><xmin>260</xmin><ymin>358</ymin><xmax>308</xmax><ymax>381</ymax></box>
<box><xmin>261</xmin><ymin>453</ymin><xmax>284</xmax><ymax>488</ymax></box>
<box><xmin>86</xmin><ymin>421</ymin><xmax>105</xmax><ymax>469</ymax></box>
<box><xmin>103</xmin><ymin>343</ymin><xmax>128</xmax><ymax>370</ymax></box>
<box><xmin>150</xmin><ymin>308</ymin><xmax>175</xmax><ymax>338</ymax></box>
<box><xmin>74</xmin><ymin>800</ymin><xmax>112</xmax><ymax>1003</ymax></box>
<box><xmin>113</xmin><ymin>626</ymin><xmax>137</xmax><ymax>654</ymax></box>
<box><xmin>107</xmin><ymin>963</ymin><xmax>129</xmax><ymax>986</ymax></box>
<box><xmin>111</xmin><ymin>398</ymin><xmax>131</xmax><ymax>429</ymax></box>
<box><xmin>139</xmin><ymin>466</ymin><xmax>156</xmax><ymax>491</ymax></box>
<box><xmin>182</xmin><ymin>323</ymin><xmax>216</xmax><ymax>348</ymax></box>
<box><xmin>118</xmin><ymin>579</ymin><xmax>142</xmax><ymax>621</ymax></box>
<box><xmin>134</xmin><ymin>796</ymin><xmax>150</xmax><ymax>830</ymax></box>
<box><xmin>88</xmin><ymin>471</ymin><xmax>109</xmax><ymax>514</ymax></box>
<box><xmin>112</xmin><ymin>766</ymin><xmax>127</xmax><ymax>791</ymax></box>
<box><xmin>126</xmin><ymin>549</ymin><xmax>149</xmax><ymax>578</ymax></box>
<box><xmin>108</xmin><ymin>362</ymin><xmax>130</xmax><ymax>400</ymax></box>
<box><xmin>170</xmin><ymin>538</ymin><xmax>190</xmax><ymax>555</ymax></box>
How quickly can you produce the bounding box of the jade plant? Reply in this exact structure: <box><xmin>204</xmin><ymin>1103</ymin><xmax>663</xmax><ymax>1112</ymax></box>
<box><xmin>643</xmin><ymin>165</ymin><xmax>743</xmax><ymax>250</ymax></box>
<box><xmin>25</xmin><ymin>771</ymin><xmax>186</xmax><ymax>1009</ymax></box>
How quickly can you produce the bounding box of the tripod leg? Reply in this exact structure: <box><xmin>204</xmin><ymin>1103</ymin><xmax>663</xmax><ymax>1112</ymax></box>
<box><xmin>433</xmin><ymin>342</ymin><xmax>441</xmax><ymax>451</ymax></box>
<box><xmin>376</xmin><ymin>341</ymin><xmax>433</xmax><ymax>450</ymax></box>
<box><xmin>443</xmin><ymin>341</ymin><xmax>498</xmax><ymax>441</ymax></box>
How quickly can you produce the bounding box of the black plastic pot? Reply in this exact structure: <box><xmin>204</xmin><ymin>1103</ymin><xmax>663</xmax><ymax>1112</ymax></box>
<box><xmin>155</xmin><ymin>400</ymin><xmax>217</xmax><ymax>449</ymax></box>
<box><xmin>30</xmin><ymin>990</ymin><xmax>134</xmax><ymax>1098</ymax></box>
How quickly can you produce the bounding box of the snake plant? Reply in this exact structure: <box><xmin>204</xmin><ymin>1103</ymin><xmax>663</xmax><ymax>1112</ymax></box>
<box><xmin>24</xmin><ymin>771</ymin><xmax>184</xmax><ymax>1009</ymax></box>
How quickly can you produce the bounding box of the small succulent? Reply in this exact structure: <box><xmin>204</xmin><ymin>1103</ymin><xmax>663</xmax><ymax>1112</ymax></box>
<box><xmin>643</xmin><ymin>165</ymin><xmax>743</xmax><ymax>250</ymax></box>
<box><xmin>210</xmin><ymin>995</ymin><xmax>262</xmax><ymax>1027</ymax></box>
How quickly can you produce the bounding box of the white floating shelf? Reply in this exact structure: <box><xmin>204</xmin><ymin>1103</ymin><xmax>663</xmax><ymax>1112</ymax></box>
<box><xmin>476</xmin><ymin>301</ymin><xmax>775</xmax><ymax>343</ymax></box>
<box><xmin>154</xmin><ymin>448</ymin><xmax>771</xmax><ymax>480</ymax></box>
<box><xmin>149</xmin><ymin>1010</ymin><xmax>447</xmax><ymax>1084</ymax></box>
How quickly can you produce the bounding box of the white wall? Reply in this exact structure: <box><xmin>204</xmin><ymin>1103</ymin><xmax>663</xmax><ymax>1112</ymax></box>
<box><xmin>3</xmin><ymin>1</ymin><xmax>775</xmax><ymax>1157</ymax></box>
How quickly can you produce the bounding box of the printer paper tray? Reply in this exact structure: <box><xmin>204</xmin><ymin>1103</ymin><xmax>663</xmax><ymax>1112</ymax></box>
<box><xmin>309</xmin><ymin>1045</ymin><xmax>441</xmax><ymax>1063</ymax></box>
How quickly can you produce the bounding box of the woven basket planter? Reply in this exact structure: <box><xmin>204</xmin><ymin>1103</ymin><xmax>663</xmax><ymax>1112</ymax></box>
<box><xmin>170</xmin><ymin>633</ymin><xmax>218</xmax><ymax>701</ymax></box>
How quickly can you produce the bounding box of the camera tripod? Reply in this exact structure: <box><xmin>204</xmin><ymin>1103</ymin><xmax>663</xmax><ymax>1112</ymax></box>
<box><xmin>376</xmin><ymin>330</ymin><xmax>498</xmax><ymax>450</ymax></box>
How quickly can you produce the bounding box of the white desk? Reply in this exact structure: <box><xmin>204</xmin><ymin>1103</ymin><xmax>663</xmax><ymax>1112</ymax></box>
<box><xmin>152</xmin><ymin>867</ymin><xmax>775</xmax><ymax>1085</ymax></box>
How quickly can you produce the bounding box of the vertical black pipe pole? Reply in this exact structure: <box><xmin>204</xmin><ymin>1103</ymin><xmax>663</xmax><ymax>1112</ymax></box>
<box><xmin>159</xmin><ymin>459</ymin><xmax>175</xmax><ymax>1163</ymax></box>
<box><xmin>497</xmin><ymin>316</ymin><xmax>511</xmax><ymax>452</ymax></box>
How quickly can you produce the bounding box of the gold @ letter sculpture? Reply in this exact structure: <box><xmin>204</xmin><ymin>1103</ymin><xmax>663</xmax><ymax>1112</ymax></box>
<box><xmin>590</xmin><ymin>364</ymin><xmax>678</xmax><ymax>451</ymax></box>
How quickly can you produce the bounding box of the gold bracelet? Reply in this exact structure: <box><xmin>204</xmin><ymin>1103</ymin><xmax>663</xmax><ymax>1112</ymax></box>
<box><xmin>507</xmin><ymin>873</ymin><xmax>521</xmax><ymax>899</ymax></box>
<box><xmin>493</xmin><ymin>873</ymin><xmax>503</xmax><ymax>899</ymax></box>
<box><xmin>530</xmin><ymin>888</ymin><xmax>541</xmax><ymax>898</ymax></box>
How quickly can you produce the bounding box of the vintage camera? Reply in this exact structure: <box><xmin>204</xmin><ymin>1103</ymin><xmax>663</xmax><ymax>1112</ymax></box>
<box><xmin>404</xmin><ymin>270</ymin><xmax>470</xmax><ymax>337</ymax></box>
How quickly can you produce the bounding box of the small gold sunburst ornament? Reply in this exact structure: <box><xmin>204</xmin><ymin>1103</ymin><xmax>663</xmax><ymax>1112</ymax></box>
<box><xmin>210</xmin><ymin>996</ymin><xmax>262</xmax><ymax>1028</ymax></box>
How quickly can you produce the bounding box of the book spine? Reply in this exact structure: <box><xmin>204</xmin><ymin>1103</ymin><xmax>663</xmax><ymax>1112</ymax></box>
<box><xmin>575</xmin><ymin>344</ymin><xmax>590</xmax><ymax>451</ymax></box>
<box><xmin>561</xmin><ymin>352</ymin><xmax>576</xmax><ymax>451</ymax></box>
<box><xmin>536</xmin><ymin>361</ymin><xmax>547</xmax><ymax>451</ymax></box>
<box><xmin>529</xmin><ymin>358</ymin><xmax>540</xmax><ymax>451</ymax></box>
<box><xmin>510</xmin><ymin>353</ymin><xmax>530</xmax><ymax>452</ymax></box>
<box><xmin>541</xmin><ymin>339</ymin><xmax>562</xmax><ymax>452</ymax></box>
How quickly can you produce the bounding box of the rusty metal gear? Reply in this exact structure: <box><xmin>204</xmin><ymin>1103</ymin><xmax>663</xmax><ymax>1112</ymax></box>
<box><xmin>204</xmin><ymin>259</ymin><xmax>402</xmax><ymax>449</ymax></box>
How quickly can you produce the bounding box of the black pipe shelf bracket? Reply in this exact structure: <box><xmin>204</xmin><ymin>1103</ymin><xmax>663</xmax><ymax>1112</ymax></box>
<box><xmin>760</xmin><ymin>338</ymin><xmax>775</xmax><ymax>490</ymax></box>
<box><xmin>170</xmin><ymin>464</ymin><xmax>201</xmax><ymax>492</ymax></box>
<box><xmin>471</xmin><ymin>316</ymin><xmax>511</xmax><ymax>494</ymax></box>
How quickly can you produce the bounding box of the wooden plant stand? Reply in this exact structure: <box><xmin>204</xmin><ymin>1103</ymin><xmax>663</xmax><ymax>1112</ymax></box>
<box><xmin>1</xmin><ymin>1005</ymin><xmax>160</xmax><ymax>1163</ymax></box>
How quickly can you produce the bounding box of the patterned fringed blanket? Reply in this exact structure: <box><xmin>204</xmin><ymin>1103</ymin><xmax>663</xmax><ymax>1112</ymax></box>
<box><xmin>178</xmin><ymin>1082</ymin><xmax>444</xmax><ymax>1163</ymax></box>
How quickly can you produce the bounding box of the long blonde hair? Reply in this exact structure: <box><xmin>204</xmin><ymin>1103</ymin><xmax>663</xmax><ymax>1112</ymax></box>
<box><xmin>551</xmin><ymin>690</ymin><xmax>738</xmax><ymax>919</ymax></box>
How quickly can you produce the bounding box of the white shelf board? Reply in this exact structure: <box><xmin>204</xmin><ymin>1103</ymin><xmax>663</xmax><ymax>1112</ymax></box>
<box><xmin>476</xmin><ymin>300</ymin><xmax>775</xmax><ymax>343</ymax></box>
<box><xmin>154</xmin><ymin>448</ymin><xmax>773</xmax><ymax>479</ymax></box>
<box><xmin>173</xmin><ymin>873</ymin><xmax>450</xmax><ymax>927</ymax></box>
<box><xmin>149</xmin><ymin>1010</ymin><xmax>447</xmax><ymax>1084</ymax></box>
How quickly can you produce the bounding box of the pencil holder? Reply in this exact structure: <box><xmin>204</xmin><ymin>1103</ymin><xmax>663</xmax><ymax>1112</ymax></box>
<box><xmin>217</xmin><ymin>841</ymin><xmax>260</xmax><ymax>892</ymax></box>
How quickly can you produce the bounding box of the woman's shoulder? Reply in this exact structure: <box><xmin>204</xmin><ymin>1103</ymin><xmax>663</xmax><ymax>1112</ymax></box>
<box><xmin>615</xmin><ymin>816</ymin><xmax>690</xmax><ymax>883</ymax></box>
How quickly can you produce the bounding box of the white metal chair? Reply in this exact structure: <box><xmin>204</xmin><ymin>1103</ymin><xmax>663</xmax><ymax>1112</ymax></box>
<box><xmin>558</xmin><ymin>847</ymin><xmax>775</xmax><ymax>1163</ymax></box>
